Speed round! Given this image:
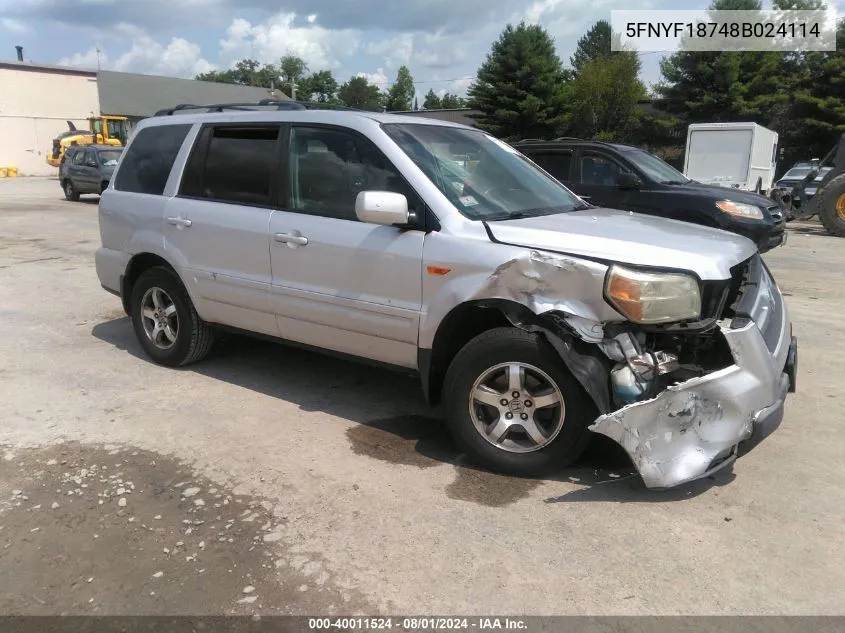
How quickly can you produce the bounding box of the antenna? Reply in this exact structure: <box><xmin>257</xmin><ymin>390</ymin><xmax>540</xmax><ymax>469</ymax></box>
<box><xmin>96</xmin><ymin>43</ymin><xmax>102</xmax><ymax>71</ymax></box>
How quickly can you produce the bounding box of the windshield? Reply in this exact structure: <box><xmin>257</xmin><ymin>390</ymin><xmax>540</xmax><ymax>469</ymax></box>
<box><xmin>382</xmin><ymin>124</ymin><xmax>588</xmax><ymax>221</ymax></box>
<box><xmin>624</xmin><ymin>148</ymin><xmax>690</xmax><ymax>184</ymax></box>
<box><xmin>783</xmin><ymin>167</ymin><xmax>812</xmax><ymax>179</ymax></box>
<box><xmin>98</xmin><ymin>150</ymin><xmax>122</xmax><ymax>166</ymax></box>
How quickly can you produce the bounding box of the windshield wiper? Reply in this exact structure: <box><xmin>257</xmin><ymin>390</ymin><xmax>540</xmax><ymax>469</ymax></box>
<box><xmin>661</xmin><ymin>179</ymin><xmax>689</xmax><ymax>185</ymax></box>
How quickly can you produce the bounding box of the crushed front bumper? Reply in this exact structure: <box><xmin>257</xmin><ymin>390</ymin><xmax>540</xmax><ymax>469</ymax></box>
<box><xmin>590</xmin><ymin>257</ymin><xmax>796</xmax><ymax>489</ymax></box>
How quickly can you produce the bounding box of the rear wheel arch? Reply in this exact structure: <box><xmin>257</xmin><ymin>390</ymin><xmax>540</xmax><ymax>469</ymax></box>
<box><xmin>122</xmin><ymin>253</ymin><xmax>177</xmax><ymax>314</ymax></box>
<box><xmin>421</xmin><ymin>300</ymin><xmax>538</xmax><ymax>406</ymax></box>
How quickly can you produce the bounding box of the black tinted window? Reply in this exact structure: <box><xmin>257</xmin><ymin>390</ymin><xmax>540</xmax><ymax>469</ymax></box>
<box><xmin>72</xmin><ymin>150</ymin><xmax>84</xmax><ymax>166</ymax></box>
<box><xmin>181</xmin><ymin>125</ymin><xmax>280</xmax><ymax>206</ymax></box>
<box><xmin>580</xmin><ymin>153</ymin><xmax>621</xmax><ymax>186</ymax></box>
<box><xmin>527</xmin><ymin>151</ymin><xmax>572</xmax><ymax>181</ymax></box>
<box><xmin>114</xmin><ymin>124</ymin><xmax>190</xmax><ymax>195</ymax></box>
<box><xmin>289</xmin><ymin>126</ymin><xmax>416</xmax><ymax>221</ymax></box>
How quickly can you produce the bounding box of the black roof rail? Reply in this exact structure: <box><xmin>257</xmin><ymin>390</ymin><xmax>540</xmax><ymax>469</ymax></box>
<box><xmin>259</xmin><ymin>99</ymin><xmax>364</xmax><ymax>112</ymax></box>
<box><xmin>553</xmin><ymin>136</ymin><xmax>584</xmax><ymax>141</ymax></box>
<box><xmin>514</xmin><ymin>138</ymin><xmax>546</xmax><ymax>143</ymax></box>
<box><xmin>154</xmin><ymin>100</ymin><xmax>366</xmax><ymax>117</ymax></box>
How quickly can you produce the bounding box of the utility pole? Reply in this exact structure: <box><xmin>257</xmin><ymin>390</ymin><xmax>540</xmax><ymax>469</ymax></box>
<box><xmin>96</xmin><ymin>43</ymin><xmax>102</xmax><ymax>71</ymax></box>
<box><xmin>291</xmin><ymin>81</ymin><xmax>297</xmax><ymax>100</ymax></box>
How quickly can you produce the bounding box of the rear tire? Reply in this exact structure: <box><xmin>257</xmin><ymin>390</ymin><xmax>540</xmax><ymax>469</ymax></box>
<box><xmin>63</xmin><ymin>179</ymin><xmax>79</xmax><ymax>202</ymax></box>
<box><xmin>442</xmin><ymin>327</ymin><xmax>594</xmax><ymax>477</ymax></box>
<box><xmin>818</xmin><ymin>175</ymin><xmax>845</xmax><ymax>238</ymax></box>
<box><xmin>129</xmin><ymin>266</ymin><xmax>214</xmax><ymax>367</ymax></box>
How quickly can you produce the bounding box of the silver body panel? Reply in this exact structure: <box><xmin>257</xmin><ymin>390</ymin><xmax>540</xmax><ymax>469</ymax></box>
<box><xmin>96</xmin><ymin>109</ymin><xmax>794</xmax><ymax>489</ymax></box>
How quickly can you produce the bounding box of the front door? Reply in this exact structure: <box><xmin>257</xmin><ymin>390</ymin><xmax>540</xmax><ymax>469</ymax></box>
<box><xmin>573</xmin><ymin>150</ymin><xmax>631</xmax><ymax>209</ymax></box>
<box><xmin>269</xmin><ymin>124</ymin><xmax>425</xmax><ymax>368</ymax></box>
<box><xmin>163</xmin><ymin>123</ymin><xmax>280</xmax><ymax>336</ymax></box>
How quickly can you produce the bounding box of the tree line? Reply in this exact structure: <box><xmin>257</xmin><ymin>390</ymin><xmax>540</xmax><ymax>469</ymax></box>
<box><xmin>195</xmin><ymin>55</ymin><xmax>465</xmax><ymax>112</ymax></box>
<box><xmin>196</xmin><ymin>0</ymin><xmax>843</xmax><ymax>166</ymax></box>
<box><xmin>466</xmin><ymin>0</ymin><xmax>843</xmax><ymax>166</ymax></box>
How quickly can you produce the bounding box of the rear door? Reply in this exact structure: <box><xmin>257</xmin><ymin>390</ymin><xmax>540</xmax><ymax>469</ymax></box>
<box><xmin>165</xmin><ymin>123</ymin><xmax>280</xmax><ymax>337</ymax></box>
<box><xmin>268</xmin><ymin>124</ymin><xmax>425</xmax><ymax>368</ymax></box>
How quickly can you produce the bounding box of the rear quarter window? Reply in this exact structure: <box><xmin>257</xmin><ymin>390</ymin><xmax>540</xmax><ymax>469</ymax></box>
<box><xmin>114</xmin><ymin>124</ymin><xmax>191</xmax><ymax>195</ymax></box>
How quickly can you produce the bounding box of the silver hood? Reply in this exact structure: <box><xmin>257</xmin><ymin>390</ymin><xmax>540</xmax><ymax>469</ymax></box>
<box><xmin>485</xmin><ymin>208</ymin><xmax>757</xmax><ymax>280</ymax></box>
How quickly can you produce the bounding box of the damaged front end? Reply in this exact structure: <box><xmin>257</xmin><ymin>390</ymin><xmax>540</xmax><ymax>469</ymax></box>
<box><xmin>482</xmin><ymin>251</ymin><xmax>797</xmax><ymax>489</ymax></box>
<box><xmin>585</xmin><ymin>255</ymin><xmax>797</xmax><ymax>488</ymax></box>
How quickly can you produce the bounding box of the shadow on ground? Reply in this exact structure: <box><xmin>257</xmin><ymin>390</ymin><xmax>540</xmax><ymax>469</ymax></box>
<box><xmin>92</xmin><ymin>317</ymin><xmax>731</xmax><ymax>505</ymax></box>
<box><xmin>787</xmin><ymin>221</ymin><xmax>833</xmax><ymax>237</ymax></box>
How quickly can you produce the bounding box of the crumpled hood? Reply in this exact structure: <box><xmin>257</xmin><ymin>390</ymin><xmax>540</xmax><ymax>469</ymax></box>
<box><xmin>485</xmin><ymin>208</ymin><xmax>757</xmax><ymax>281</ymax></box>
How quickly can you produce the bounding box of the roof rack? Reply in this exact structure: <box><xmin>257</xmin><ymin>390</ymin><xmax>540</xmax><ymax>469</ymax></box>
<box><xmin>153</xmin><ymin>100</ymin><xmax>364</xmax><ymax>117</ymax></box>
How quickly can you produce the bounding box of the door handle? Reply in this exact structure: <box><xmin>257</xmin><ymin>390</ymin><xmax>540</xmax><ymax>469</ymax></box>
<box><xmin>167</xmin><ymin>217</ymin><xmax>192</xmax><ymax>228</ymax></box>
<box><xmin>274</xmin><ymin>232</ymin><xmax>308</xmax><ymax>246</ymax></box>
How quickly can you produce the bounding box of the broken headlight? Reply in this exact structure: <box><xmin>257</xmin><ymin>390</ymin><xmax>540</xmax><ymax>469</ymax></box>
<box><xmin>605</xmin><ymin>265</ymin><xmax>701</xmax><ymax>325</ymax></box>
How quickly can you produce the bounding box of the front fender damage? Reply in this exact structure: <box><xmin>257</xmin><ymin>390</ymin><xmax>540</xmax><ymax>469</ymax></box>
<box><xmin>466</xmin><ymin>250</ymin><xmax>774</xmax><ymax>490</ymax></box>
<box><xmin>468</xmin><ymin>251</ymin><xmax>616</xmax><ymax>415</ymax></box>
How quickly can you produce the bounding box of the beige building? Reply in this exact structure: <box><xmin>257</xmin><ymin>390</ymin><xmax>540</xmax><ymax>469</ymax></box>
<box><xmin>0</xmin><ymin>59</ymin><xmax>289</xmax><ymax>176</ymax></box>
<box><xmin>0</xmin><ymin>62</ymin><xmax>100</xmax><ymax>176</ymax></box>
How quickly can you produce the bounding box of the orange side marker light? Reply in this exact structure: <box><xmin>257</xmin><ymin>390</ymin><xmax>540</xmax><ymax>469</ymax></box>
<box><xmin>427</xmin><ymin>265</ymin><xmax>451</xmax><ymax>276</ymax></box>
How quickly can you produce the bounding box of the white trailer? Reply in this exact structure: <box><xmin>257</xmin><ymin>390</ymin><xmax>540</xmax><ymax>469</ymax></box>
<box><xmin>683</xmin><ymin>122</ymin><xmax>779</xmax><ymax>194</ymax></box>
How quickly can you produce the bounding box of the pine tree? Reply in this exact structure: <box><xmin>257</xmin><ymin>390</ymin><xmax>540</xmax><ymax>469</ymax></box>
<box><xmin>385</xmin><ymin>66</ymin><xmax>415</xmax><ymax>111</ymax></box>
<box><xmin>467</xmin><ymin>22</ymin><xmax>569</xmax><ymax>139</ymax></box>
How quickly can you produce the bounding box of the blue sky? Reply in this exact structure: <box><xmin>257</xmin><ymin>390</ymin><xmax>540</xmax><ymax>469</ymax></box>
<box><xmin>1</xmin><ymin>0</ymin><xmax>842</xmax><ymax>102</ymax></box>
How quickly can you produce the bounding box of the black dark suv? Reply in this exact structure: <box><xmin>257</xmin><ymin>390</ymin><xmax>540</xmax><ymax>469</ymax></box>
<box><xmin>512</xmin><ymin>138</ymin><xmax>785</xmax><ymax>252</ymax></box>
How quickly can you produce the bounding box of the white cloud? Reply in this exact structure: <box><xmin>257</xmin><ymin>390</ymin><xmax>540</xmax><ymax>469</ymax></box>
<box><xmin>1</xmin><ymin>17</ymin><xmax>28</xmax><ymax>33</ymax></box>
<box><xmin>59</xmin><ymin>34</ymin><xmax>215</xmax><ymax>77</ymax></box>
<box><xmin>364</xmin><ymin>33</ymin><xmax>413</xmax><ymax>70</ymax></box>
<box><xmin>113</xmin><ymin>36</ymin><xmax>216</xmax><ymax>77</ymax></box>
<box><xmin>219</xmin><ymin>12</ymin><xmax>359</xmax><ymax>71</ymax></box>
<box><xmin>58</xmin><ymin>47</ymin><xmax>104</xmax><ymax>69</ymax></box>
<box><xmin>356</xmin><ymin>68</ymin><xmax>388</xmax><ymax>87</ymax></box>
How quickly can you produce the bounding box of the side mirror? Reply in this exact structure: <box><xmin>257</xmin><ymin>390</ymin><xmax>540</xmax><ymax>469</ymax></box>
<box><xmin>617</xmin><ymin>172</ymin><xmax>641</xmax><ymax>189</ymax></box>
<box><xmin>355</xmin><ymin>191</ymin><xmax>410</xmax><ymax>226</ymax></box>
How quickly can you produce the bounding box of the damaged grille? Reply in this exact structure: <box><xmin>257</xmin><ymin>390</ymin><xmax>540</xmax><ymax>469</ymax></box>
<box><xmin>724</xmin><ymin>254</ymin><xmax>783</xmax><ymax>353</ymax></box>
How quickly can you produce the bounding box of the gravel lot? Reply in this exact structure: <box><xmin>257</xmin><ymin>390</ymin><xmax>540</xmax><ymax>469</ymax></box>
<box><xmin>0</xmin><ymin>177</ymin><xmax>843</xmax><ymax>616</ymax></box>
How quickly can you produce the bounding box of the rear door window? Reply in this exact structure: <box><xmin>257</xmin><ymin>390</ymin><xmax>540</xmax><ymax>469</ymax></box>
<box><xmin>114</xmin><ymin>124</ymin><xmax>191</xmax><ymax>195</ymax></box>
<box><xmin>180</xmin><ymin>125</ymin><xmax>281</xmax><ymax>207</ymax></box>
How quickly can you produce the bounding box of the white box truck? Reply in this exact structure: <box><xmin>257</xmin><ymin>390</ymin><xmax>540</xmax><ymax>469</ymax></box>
<box><xmin>683</xmin><ymin>122</ymin><xmax>779</xmax><ymax>194</ymax></box>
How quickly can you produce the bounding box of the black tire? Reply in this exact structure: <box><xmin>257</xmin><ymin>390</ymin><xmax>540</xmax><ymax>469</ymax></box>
<box><xmin>129</xmin><ymin>266</ymin><xmax>214</xmax><ymax>367</ymax></box>
<box><xmin>818</xmin><ymin>174</ymin><xmax>845</xmax><ymax>238</ymax></box>
<box><xmin>442</xmin><ymin>327</ymin><xmax>594</xmax><ymax>477</ymax></box>
<box><xmin>63</xmin><ymin>179</ymin><xmax>79</xmax><ymax>202</ymax></box>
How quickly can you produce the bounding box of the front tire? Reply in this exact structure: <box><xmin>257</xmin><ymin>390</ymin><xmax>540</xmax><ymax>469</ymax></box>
<box><xmin>442</xmin><ymin>327</ymin><xmax>594</xmax><ymax>477</ymax></box>
<box><xmin>63</xmin><ymin>179</ymin><xmax>79</xmax><ymax>201</ymax></box>
<box><xmin>129</xmin><ymin>266</ymin><xmax>214</xmax><ymax>367</ymax></box>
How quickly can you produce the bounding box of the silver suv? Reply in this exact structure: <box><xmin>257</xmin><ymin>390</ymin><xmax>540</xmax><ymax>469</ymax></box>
<box><xmin>96</xmin><ymin>105</ymin><xmax>798</xmax><ymax>489</ymax></box>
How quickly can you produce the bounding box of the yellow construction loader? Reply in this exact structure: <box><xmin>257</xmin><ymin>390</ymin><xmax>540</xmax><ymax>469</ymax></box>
<box><xmin>46</xmin><ymin>115</ymin><xmax>130</xmax><ymax>168</ymax></box>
